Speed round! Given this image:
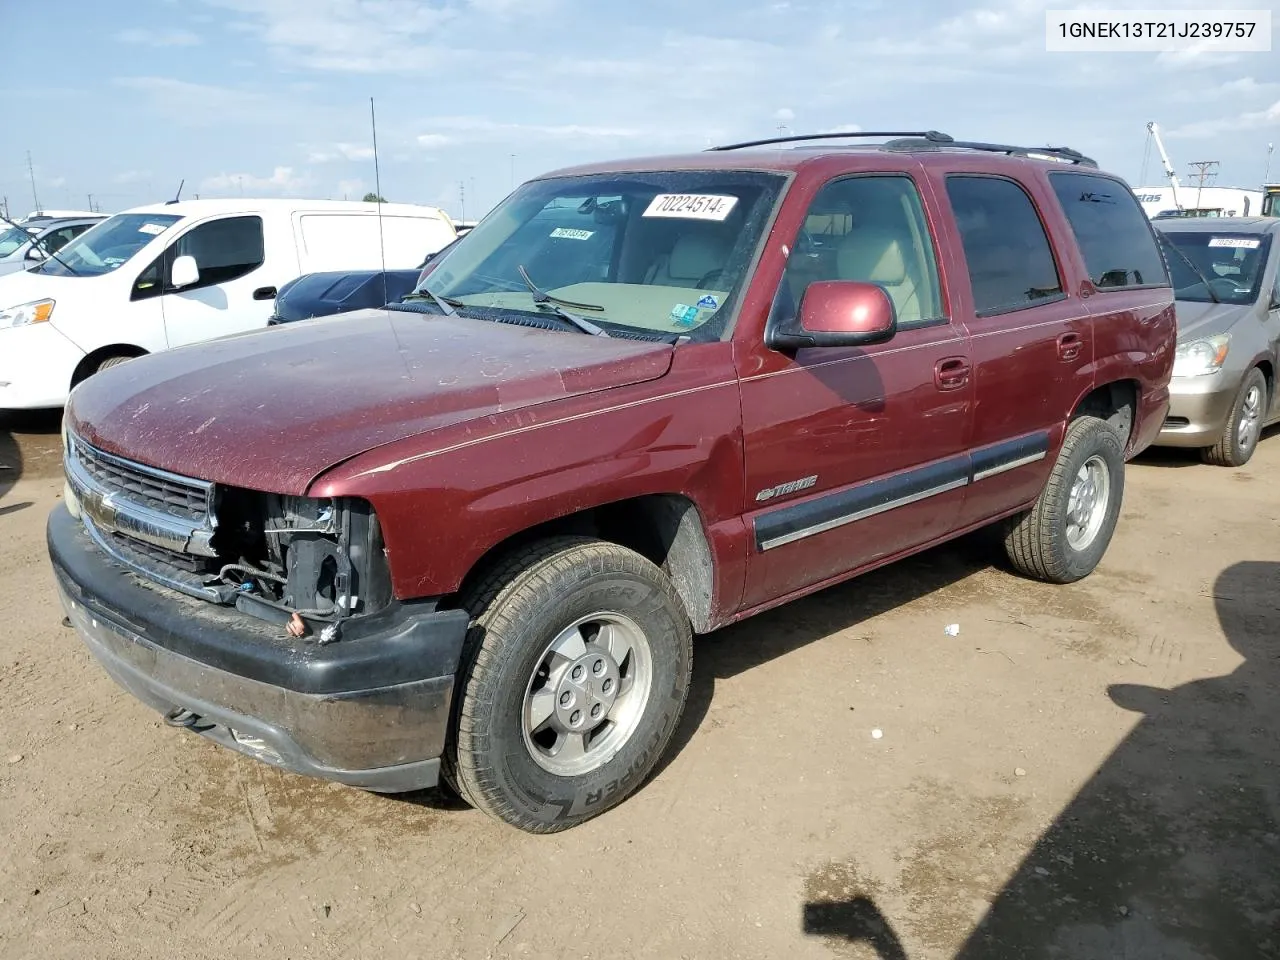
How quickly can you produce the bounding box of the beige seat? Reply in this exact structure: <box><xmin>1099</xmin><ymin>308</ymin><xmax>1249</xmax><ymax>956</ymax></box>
<box><xmin>835</xmin><ymin>226</ymin><xmax>921</xmax><ymax>324</ymax></box>
<box><xmin>645</xmin><ymin>233</ymin><xmax>730</xmax><ymax>288</ymax></box>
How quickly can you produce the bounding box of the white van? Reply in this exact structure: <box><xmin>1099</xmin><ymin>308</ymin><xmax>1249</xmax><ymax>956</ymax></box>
<box><xmin>0</xmin><ymin>198</ymin><xmax>456</xmax><ymax>409</ymax></box>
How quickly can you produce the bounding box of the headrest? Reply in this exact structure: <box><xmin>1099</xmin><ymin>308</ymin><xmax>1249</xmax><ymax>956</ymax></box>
<box><xmin>837</xmin><ymin>227</ymin><xmax>908</xmax><ymax>284</ymax></box>
<box><xmin>665</xmin><ymin>233</ymin><xmax>729</xmax><ymax>282</ymax></box>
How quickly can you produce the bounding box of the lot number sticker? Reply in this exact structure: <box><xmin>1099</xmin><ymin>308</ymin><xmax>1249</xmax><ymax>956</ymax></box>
<box><xmin>643</xmin><ymin>194</ymin><xmax>739</xmax><ymax>221</ymax></box>
<box><xmin>137</xmin><ymin>223</ymin><xmax>169</xmax><ymax>236</ymax></box>
<box><xmin>550</xmin><ymin>227</ymin><xmax>594</xmax><ymax>240</ymax></box>
<box><xmin>1208</xmin><ymin>237</ymin><xmax>1260</xmax><ymax>249</ymax></box>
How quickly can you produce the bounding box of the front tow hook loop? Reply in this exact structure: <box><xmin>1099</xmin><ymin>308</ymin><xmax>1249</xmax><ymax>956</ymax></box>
<box><xmin>163</xmin><ymin>707</ymin><xmax>202</xmax><ymax>729</ymax></box>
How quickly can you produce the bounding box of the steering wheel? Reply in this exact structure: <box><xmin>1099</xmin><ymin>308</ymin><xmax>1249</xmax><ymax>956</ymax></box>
<box><xmin>1208</xmin><ymin>277</ymin><xmax>1245</xmax><ymax>298</ymax></box>
<box><xmin>696</xmin><ymin>269</ymin><xmax>723</xmax><ymax>289</ymax></box>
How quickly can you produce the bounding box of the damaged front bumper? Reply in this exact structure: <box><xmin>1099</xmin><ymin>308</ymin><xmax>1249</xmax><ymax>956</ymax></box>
<box><xmin>48</xmin><ymin>504</ymin><xmax>468</xmax><ymax>792</ymax></box>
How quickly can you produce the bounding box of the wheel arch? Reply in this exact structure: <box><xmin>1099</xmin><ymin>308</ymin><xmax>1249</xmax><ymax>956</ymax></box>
<box><xmin>451</xmin><ymin>493</ymin><xmax>717</xmax><ymax>634</ymax></box>
<box><xmin>1072</xmin><ymin>378</ymin><xmax>1140</xmax><ymax>449</ymax></box>
<box><xmin>70</xmin><ymin>345</ymin><xmax>149</xmax><ymax>387</ymax></box>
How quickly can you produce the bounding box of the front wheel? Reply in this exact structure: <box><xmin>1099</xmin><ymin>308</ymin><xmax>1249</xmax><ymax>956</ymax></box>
<box><xmin>445</xmin><ymin>537</ymin><xmax>692</xmax><ymax>833</ymax></box>
<box><xmin>1003</xmin><ymin>416</ymin><xmax>1125</xmax><ymax>584</ymax></box>
<box><xmin>1201</xmin><ymin>368</ymin><xmax>1267</xmax><ymax>467</ymax></box>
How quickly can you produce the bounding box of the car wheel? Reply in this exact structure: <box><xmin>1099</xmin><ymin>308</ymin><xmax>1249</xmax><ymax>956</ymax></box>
<box><xmin>445</xmin><ymin>536</ymin><xmax>692</xmax><ymax>833</ymax></box>
<box><xmin>1003</xmin><ymin>416</ymin><xmax>1125</xmax><ymax>584</ymax></box>
<box><xmin>95</xmin><ymin>355</ymin><xmax>134</xmax><ymax>373</ymax></box>
<box><xmin>1201</xmin><ymin>368</ymin><xmax>1267</xmax><ymax>467</ymax></box>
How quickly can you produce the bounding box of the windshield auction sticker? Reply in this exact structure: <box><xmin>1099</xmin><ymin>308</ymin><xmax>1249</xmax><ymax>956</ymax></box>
<box><xmin>643</xmin><ymin>194</ymin><xmax>739</xmax><ymax>221</ymax></box>
<box><xmin>1045</xmin><ymin>9</ymin><xmax>1270</xmax><ymax>52</ymax></box>
<box><xmin>1208</xmin><ymin>237</ymin><xmax>1261</xmax><ymax>248</ymax></box>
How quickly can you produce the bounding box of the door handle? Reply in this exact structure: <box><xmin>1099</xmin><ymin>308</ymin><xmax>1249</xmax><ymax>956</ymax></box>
<box><xmin>934</xmin><ymin>357</ymin><xmax>971</xmax><ymax>391</ymax></box>
<box><xmin>252</xmin><ymin>286</ymin><xmax>278</xmax><ymax>301</ymax></box>
<box><xmin>1057</xmin><ymin>331</ymin><xmax>1083</xmax><ymax>361</ymax></box>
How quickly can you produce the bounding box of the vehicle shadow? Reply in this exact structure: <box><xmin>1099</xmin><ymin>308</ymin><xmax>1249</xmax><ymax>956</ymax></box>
<box><xmin>1134</xmin><ymin>424</ymin><xmax>1280</xmax><ymax>469</ymax></box>
<box><xmin>949</xmin><ymin>559</ymin><xmax>1280</xmax><ymax>958</ymax></box>
<box><xmin>797</xmin><ymin>560</ymin><xmax>1280</xmax><ymax>959</ymax></box>
<box><xmin>0</xmin><ymin>412</ymin><xmax>25</xmax><ymax>503</ymax></box>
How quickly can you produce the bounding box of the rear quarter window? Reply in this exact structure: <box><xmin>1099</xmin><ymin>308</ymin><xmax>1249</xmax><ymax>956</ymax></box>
<box><xmin>1049</xmin><ymin>172</ymin><xmax>1169</xmax><ymax>291</ymax></box>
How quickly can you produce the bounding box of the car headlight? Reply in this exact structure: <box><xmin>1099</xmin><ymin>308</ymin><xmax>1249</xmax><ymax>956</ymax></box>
<box><xmin>1172</xmin><ymin>334</ymin><xmax>1230</xmax><ymax>378</ymax></box>
<box><xmin>0</xmin><ymin>298</ymin><xmax>55</xmax><ymax>328</ymax></box>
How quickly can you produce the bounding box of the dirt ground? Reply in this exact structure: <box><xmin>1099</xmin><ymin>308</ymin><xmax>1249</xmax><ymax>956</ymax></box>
<box><xmin>2</xmin><ymin>410</ymin><xmax>1278</xmax><ymax>960</ymax></box>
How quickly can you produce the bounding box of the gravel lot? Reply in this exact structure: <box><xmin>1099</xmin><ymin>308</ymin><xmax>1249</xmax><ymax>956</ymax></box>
<box><xmin>2</xmin><ymin>410</ymin><xmax>1277</xmax><ymax>960</ymax></box>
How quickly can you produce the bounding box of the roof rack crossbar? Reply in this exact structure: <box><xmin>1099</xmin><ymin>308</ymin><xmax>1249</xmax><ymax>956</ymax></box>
<box><xmin>707</xmin><ymin>130</ymin><xmax>954</xmax><ymax>151</ymax></box>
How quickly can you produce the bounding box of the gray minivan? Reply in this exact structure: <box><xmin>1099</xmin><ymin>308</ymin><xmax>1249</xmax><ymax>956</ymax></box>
<box><xmin>1153</xmin><ymin>217</ymin><xmax>1280</xmax><ymax>466</ymax></box>
<box><xmin>0</xmin><ymin>216</ymin><xmax>105</xmax><ymax>277</ymax></box>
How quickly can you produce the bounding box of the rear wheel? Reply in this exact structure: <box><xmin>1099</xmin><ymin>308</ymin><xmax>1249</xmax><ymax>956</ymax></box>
<box><xmin>445</xmin><ymin>537</ymin><xmax>692</xmax><ymax>833</ymax></box>
<box><xmin>1003</xmin><ymin>416</ymin><xmax>1125</xmax><ymax>584</ymax></box>
<box><xmin>1201</xmin><ymin>368</ymin><xmax>1267</xmax><ymax>467</ymax></box>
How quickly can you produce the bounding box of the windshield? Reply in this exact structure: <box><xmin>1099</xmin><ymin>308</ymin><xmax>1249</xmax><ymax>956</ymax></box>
<box><xmin>418</xmin><ymin>171</ymin><xmax>786</xmax><ymax>339</ymax></box>
<box><xmin>37</xmin><ymin>212</ymin><xmax>182</xmax><ymax>277</ymax></box>
<box><xmin>0</xmin><ymin>226</ymin><xmax>35</xmax><ymax>258</ymax></box>
<box><xmin>1159</xmin><ymin>231</ymin><xmax>1273</xmax><ymax>305</ymax></box>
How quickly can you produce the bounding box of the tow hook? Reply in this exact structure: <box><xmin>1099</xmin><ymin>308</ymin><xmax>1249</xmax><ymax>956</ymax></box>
<box><xmin>163</xmin><ymin>707</ymin><xmax>210</xmax><ymax>730</ymax></box>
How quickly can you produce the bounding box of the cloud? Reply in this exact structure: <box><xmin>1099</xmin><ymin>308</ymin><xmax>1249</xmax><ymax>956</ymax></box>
<box><xmin>113</xmin><ymin>170</ymin><xmax>153</xmax><ymax>184</ymax></box>
<box><xmin>774</xmin><ymin>108</ymin><xmax>795</xmax><ymax>122</ymax></box>
<box><xmin>818</xmin><ymin>124</ymin><xmax>862</xmax><ymax>134</ymax></box>
<box><xmin>416</xmin><ymin>117</ymin><xmax>644</xmax><ymax>144</ymax></box>
<box><xmin>199</xmin><ymin>166</ymin><xmax>314</xmax><ymax>195</ymax></box>
<box><xmin>115</xmin><ymin>27</ymin><xmax>202</xmax><ymax>47</ymax></box>
<box><xmin>1166</xmin><ymin>99</ymin><xmax>1280</xmax><ymax>139</ymax></box>
<box><xmin>416</xmin><ymin>134</ymin><xmax>456</xmax><ymax>149</ymax></box>
<box><xmin>114</xmin><ymin>76</ymin><xmax>279</xmax><ymax>126</ymax></box>
<box><xmin>307</xmin><ymin>142</ymin><xmax>375</xmax><ymax>163</ymax></box>
<box><xmin>201</xmin><ymin>0</ymin><xmax>463</xmax><ymax>73</ymax></box>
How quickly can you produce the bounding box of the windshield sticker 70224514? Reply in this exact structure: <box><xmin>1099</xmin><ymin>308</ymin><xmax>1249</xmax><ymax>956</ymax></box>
<box><xmin>643</xmin><ymin>194</ymin><xmax>739</xmax><ymax>221</ymax></box>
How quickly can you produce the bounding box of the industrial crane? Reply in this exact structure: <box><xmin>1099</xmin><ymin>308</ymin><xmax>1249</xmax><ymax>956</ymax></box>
<box><xmin>1146</xmin><ymin>121</ymin><xmax>1182</xmax><ymax>212</ymax></box>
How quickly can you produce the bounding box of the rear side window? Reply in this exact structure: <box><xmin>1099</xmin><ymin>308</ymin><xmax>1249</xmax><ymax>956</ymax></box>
<box><xmin>945</xmin><ymin>176</ymin><xmax>1064</xmax><ymax>317</ymax></box>
<box><xmin>1050</xmin><ymin>172</ymin><xmax>1168</xmax><ymax>290</ymax></box>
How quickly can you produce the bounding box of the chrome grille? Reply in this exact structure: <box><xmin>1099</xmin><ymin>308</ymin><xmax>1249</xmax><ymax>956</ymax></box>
<box><xmin>70</xmin><ymin>437</ymin><xmax>211</xmax><ymax>523</ymax></box>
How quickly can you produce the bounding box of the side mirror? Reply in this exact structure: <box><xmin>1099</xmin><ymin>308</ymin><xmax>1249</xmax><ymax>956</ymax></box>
<box><xmin>767</xmin><ymin>280</ymin><xmax>897</xmax><ymax>350</ymax></box>
<box><xmin>170</xmin><ymin>255</ymin><xmax>200</xmax><ymax>289</ymax></box>
<box><xmin>25</xmin><ymin>245</ymin><xmax>47</xmax><ymax>261</ymax></box>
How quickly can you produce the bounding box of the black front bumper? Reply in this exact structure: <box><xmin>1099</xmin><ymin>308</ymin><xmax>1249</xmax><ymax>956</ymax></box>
<box><xmin>47</xmin><ymin>504</ymin><xmax>469</xmax><ymax>792</ymax></box>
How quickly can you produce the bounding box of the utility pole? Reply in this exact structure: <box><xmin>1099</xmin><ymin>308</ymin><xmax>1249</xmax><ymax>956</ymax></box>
<box><xmin>27</xmin><ymin>151</ymin><xmax>40</xmax><ymax>212</ymax></box>
<box><xmin>459</xmin><ymin>180</ymin><xmax>466</xmax><ymax>223</ymax></box>
<box><xmin>1187</xmin><ymin>160</ymin><xmax>1219</xmax><ymax>210</ymax></box>
<box><xmin>1266</xmin><ymin>143</ymin><xmax>1275</xmax><ymax>184</ymax></box>
<box><xmin>87</xmin><ymin>194</ymin><xmax>94</xmax><ymax>213</ymax></box>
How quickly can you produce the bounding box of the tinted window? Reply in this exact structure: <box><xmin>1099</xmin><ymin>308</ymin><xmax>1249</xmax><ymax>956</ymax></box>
<box><xmin>1051</xmin><ymin>172</ymin><xmax>1168</xmax><ymax>290</ymax></box>
<box><xmin>173</xmin><ymin>216</ymin><xmax>265</xmax><ymax>288</ymax></box>
<box><xmin>781</xmin><ymin>175</ymin><xmax>944</xmax><ymax>328</ymax></box>
<box><xmin>946</xmin><ymin>176</ymin><xmax>1063</xmax><ymax>316</ymax></box>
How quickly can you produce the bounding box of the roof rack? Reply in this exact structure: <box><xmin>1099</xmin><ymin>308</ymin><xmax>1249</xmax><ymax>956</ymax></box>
<box><xmin>707</xmin><ymin>129</ymin><xmax>1097</xmax><ymax>168</ymax></box>
<box><xmin>707</xmin><ymin>130</ymin><xmax>954</xmax><ymax>151</ymax></box>
<box><xmin>883</xmin><ymin>136</ymin><xmax>1097</xmax><ymax>168</ymax></box>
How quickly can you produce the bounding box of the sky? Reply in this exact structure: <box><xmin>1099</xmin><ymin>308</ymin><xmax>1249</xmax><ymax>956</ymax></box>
<box><xmin>1</xmin><ymin>0</ymin><xmax>1278</xmax><ymax>222</ymax></box>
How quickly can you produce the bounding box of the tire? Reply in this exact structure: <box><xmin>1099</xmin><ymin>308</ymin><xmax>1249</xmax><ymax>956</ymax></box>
<box><xmin>96</xmin><ymin>355</ymin><xmax>134</xmax><ymax>373</ymax></box>
<box><xmin>444</xmin><ymin>536</ymin><xmax>692</xmax><ymax>833</ymax></box>
<box><xmin>1201</xmin><ymin>368</ymin><xmax>1267</xmax><ymax>467</ymax></box>
<box><xmin>1003</xmin><ymin>416</ymin><xmax>1125</xmax><ymax>584</ymax></box>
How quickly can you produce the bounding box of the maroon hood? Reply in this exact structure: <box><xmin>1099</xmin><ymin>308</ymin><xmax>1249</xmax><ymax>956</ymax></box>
<box><xmin>66</xmin><ymin>309</ymin><xmax>674</xmax><ymax>494</ymax></box>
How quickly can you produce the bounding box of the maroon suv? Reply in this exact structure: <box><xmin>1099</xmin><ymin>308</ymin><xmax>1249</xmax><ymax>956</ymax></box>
<box><xmin>49</xmin><ymin>131</ymin><xmax>1175</xmax><ymax>833</ymax></box>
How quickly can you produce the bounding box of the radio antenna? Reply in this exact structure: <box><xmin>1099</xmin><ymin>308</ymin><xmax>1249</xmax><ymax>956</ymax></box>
<box><xmin>370</xmin><ymin>97</ymin><xmax>388</xmax><ymax>308</ymax></box>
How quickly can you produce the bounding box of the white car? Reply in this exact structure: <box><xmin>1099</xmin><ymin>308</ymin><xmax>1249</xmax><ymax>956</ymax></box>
<box><xmin>0</xmin><ymin>198</ymin><xmax>457</xmax><ymax>409</ymax></box>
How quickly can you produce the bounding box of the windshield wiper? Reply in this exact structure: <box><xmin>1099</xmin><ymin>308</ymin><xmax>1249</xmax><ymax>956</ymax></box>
<box><xmin>401</xmin><ymin>287</ymin><xmax>462</xmax><ymax>316</ymax></box>
<box><xmin>516</xmin><ymin>264</ymin><xmax>610</xmax><ymax>337</ymax></box>
<box><xmin>0</xmin><ymin>213</ymin><xmax>80</xmax><ymax>276</ymax></box>
<box><xmin>1159</xmin><ymin>234</ymin><xmax>1219</xmax><ymax>304</ymax></box>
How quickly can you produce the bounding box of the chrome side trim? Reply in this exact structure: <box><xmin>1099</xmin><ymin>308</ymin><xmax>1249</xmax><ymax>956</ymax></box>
<box><xmin>758</xmin><ymin>476</ymin><xmax>967</xmax><ymax>552</ymax></box>
<box><xmin>972</xmin><ymin>450</ymin><xmax>1047</xmax><ymax>482</ymax></box>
